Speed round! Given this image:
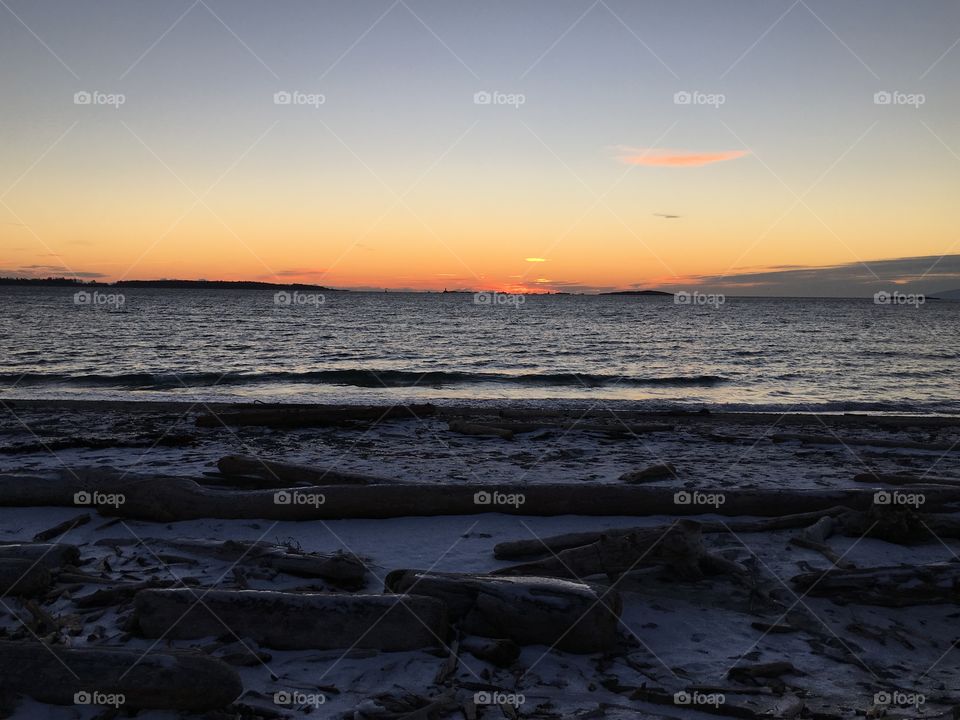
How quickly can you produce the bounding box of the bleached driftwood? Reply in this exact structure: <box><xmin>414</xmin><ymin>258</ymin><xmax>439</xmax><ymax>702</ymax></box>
<box><xmin>196</xmin><ymin>403</ymin><xmax>435</xmax><ymax>428</ymax></box>
<box><xmin>133</xmin><ymin>589</ymin><xmax>447</xmax><ymax>650</ymax></box>
<box><xmin>448</xmin><ymin>420</ymin><xmax>514</xmax><ymax>440</ymax></box>
<box><xmin>618</xmin><ymin>463</ymin><xmax>677</xmax><ymax>483</ymax></box>
<box><xmin>493</xmin><ymin>509</ymin><xmax>851</xmax><ymax>560</ymax></box>
<box><xmin>0</xmin><ymin>641</ymin><xmax>241</xmax><ymax>711</ymax></box>
<box><xmin>6</xmin><ymin>474</ymin><xmax>954</xmax><ymax>521</ymax></box>
<box><xmin>772</xmin><ymin>432</ymin><xmax>958</xmax><ymax>452</ymax></box>
<box><xmin>0</xmin><ymin>542</ymin><xmax>80</xmax><ymax>569</ymax></box>
<box><xmin>384</xmin><ymin>569</ymin><xmax>621</xmax><ymax>653</ymax></box>
<box><xmin>0</xmin><ymin>560</ymin><xmax>50</xmax><ymax>596</ymax></box>
<box><xmin>97</xmin><ymin>537</ymin><xmax>366</xmax><ymax>586</ymax></box>
<box><xmin>792</xmin><ymin>562</ymin><xmax>960</xmax><ymax>606</ymax></box>
<box><xmin>216</xmin><ymin>454</ymin><xmax>387</xmax><ymax>486</ymax></box>
<box><xmin>493</xmin><ymin>521</ymin><xmax>714</xmax><ymax>581</ymax></box>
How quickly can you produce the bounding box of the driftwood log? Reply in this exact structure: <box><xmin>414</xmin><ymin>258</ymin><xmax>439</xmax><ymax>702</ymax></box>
<box><xmin>7</xmin><ymin>474</ymin><xmax>960</xmax><ymax>520</ymax></box>
<box><xmin>618</xmin><ymin>463</ymin><xmax>677</xmax><ymax>483</ymax></box>
<box><xmin>133</xmin><ymin>589</ymin><xmax>447</xmax><ymax>650</ymax></box>
<box><xmin>493</xmin><ymin>508</ymin><xmax>851</xmax><ymax>560</ymax></box>
<box><xmin>0</xmin><ymin>559</ymin><xmax>51</xmax><ymax>596</ymax></box>
<box><xmin>0</xmin><ymin>542</ymin><xmax>80</xmax><ymax>569</ymax></box>
<box><xmin>792</xmin><ymin>562</ymin><xmax>960</xmax><ymax>606</ymax></box>
<box><xmin>196</xmin><ymin>403</ymin><xmax>435</xmax><ymax>428</ymax></box>
<box><xmin>0</xmin><ymin>641</ymin><xmax>242</xmax><ymax>710</ymax></box>
<box><xmin>493</xmin><ymin>521</ymin><xmax>713</xmax><ymax>580</ymax></box>
<box><xmin>384</xmin><ymin>570</ymin><xmax>621</xmax><ymax>653</ymax></box>
<box><xmin>854</xmin><ymin>472</ymin><xmax>960</xmax><ymax>488</ymax></box>
<box><xmin>216</xmin><ymin>454</ymin><xmax>387</xmax><ymax>486</ymax></box>
<box><xmin>772</xmin><ymin>432</ymin><xmax>958</xmax><ymax>452</ymax></box>
<box><xmin>97</xmin><ymin>537</ymin><xmax>366</xmax><ymax>586</ymax></box>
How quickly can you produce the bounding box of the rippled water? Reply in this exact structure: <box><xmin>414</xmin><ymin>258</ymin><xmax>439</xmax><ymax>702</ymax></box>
<box><xmin>1</xmin><ymin>287</ymin><xmax>957</xmax><ymax>413</ymax></box>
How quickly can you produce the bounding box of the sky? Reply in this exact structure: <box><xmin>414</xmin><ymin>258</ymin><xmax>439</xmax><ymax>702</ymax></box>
<box><xmin>1</xmin><ymin>0</ymin><xmax>958</xmax><ymax>295</ymax></box>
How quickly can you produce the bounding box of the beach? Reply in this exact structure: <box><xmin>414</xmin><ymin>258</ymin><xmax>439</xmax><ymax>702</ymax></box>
<box><xmin>2</xmin><ymin>400</ymin><xmax>959</xmax><ymax>718</ymax></box>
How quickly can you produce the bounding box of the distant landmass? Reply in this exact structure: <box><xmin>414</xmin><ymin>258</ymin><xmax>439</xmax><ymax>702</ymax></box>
<box><xmin>930</xmin><ymin>288</ymin><xmax>960</xmax><ymax>300</ymax></box>
<box><xmin>600</xmin><ymin>290</ymin><xmax>673</xmax><ymax>297</ymax></box>
<box><xmin>0</xmin><ymin>277</ymin><xmax>338</xmax><ymax>291</ymax></box>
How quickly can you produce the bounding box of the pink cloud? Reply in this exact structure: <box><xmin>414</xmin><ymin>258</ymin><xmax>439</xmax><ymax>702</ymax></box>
<box><xmin>617</xmin><ymin>148</ymin><xmax>750</xmax><ymax>167</ymax></box>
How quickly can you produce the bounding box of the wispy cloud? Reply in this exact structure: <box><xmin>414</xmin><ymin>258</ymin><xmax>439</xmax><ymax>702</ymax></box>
<box><xmin>614</xmin><ymin>146</ymin><xmax>749</xmax><ymax>167</ymax></box>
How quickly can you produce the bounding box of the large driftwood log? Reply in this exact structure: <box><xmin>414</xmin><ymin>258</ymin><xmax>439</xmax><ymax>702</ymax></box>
<box><xmin>493</xmin><ymin>508</ymin><xmax>852</xmax><ymax>560</ymax></box>
<box><xmin>196</xmin><ymin>403</ymin><xmax>435</xmax><ymax>428</ymax></box>
<box><xmin>0</xmin><ymin>641</ymin><xmax>241</xmax><ymax>710</ymax></box>
<box><xmin>854</xmin><ymin>472</ymin><xmax>960</xmax><ymax>488</ymax></box>
<box><xmin>493</xmin><ymin>521</ymin><xmax>712</xmax><ymax>580</ymax></box>
<box><xmin>96</xmin><ymin>537</ymin><xmax>366</xmax><ymax>586</ymax></box>
<box><xmin>7</xmin><ymin>474</ymin><xmax>957</xmax><ymax>521</ymax></box>
<box><xmin>772</xmin><ymin>432</ymin><xmax>959</xmax><ymax>452</ymax></box>
<box><xmin>216</xmin><ymin>454</ymin><xmax>387</xmax><ymax>486</ymax></box>
<box><xmin>0</xmin><ymin>559</ymin><xmax>50</xmax><ymax>595</ymax></box>
<box><xmin>0</xmin><ymin>542</ymin><xmax>80</xmax><ymax>569</ymax></box>
<box><xmin>792</xmin><ymin>562</ymin><xmax>960</xmax><ymax>606</ymax></box>
<box><xmin>133</xmin><ymin>589</ymin><xmax>447</xmax><ymax>650</ymax></box>
<box><xmin>384</xmin><ymin>570</ymin><xmax>621</xmax><ymax>653</ymax></box>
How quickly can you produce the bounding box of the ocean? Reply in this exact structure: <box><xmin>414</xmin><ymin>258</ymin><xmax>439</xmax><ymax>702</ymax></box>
<box><xmin>1</xmin><ymin>286</ymin><xmax>957</xmax><ymax>413</ymax></box>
